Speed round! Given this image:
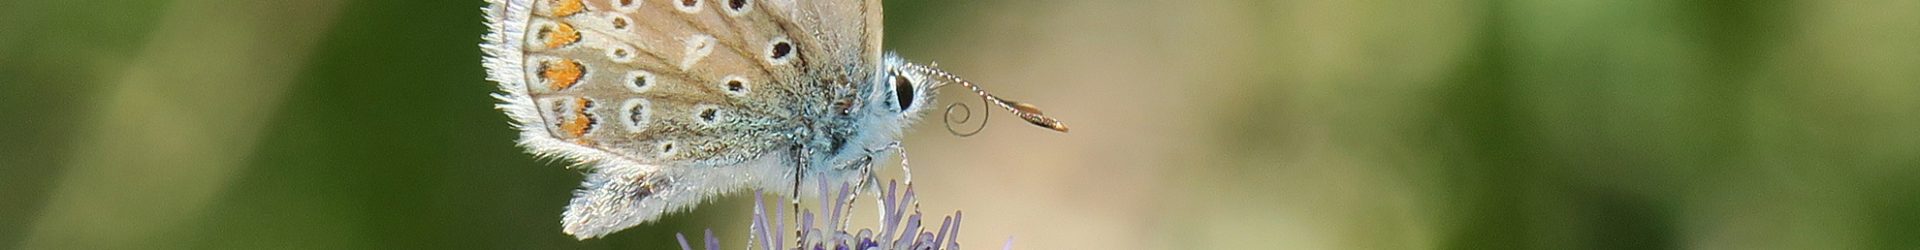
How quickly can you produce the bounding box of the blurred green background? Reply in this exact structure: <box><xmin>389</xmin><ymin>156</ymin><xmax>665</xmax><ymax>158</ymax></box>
<box><xmin>4</xmin><ymin>0</ymin><xmax>1918</xmax><ymax>249</ymax></box>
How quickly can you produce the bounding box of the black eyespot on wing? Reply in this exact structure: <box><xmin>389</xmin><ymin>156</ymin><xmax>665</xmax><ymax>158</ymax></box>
<box><xmin>770</xmin><ymin>42</ymin><xmax>792</xmax><ymax>59</ymax></box>
<box><xmin>893</xmin><ymin>74</ymin><xmax>914</xmax><ymax>111</ymax></box>
<box><xmin>630</xmin><ymin>73</ymin><xmax>648</xmax><ymax>88</ymax></box>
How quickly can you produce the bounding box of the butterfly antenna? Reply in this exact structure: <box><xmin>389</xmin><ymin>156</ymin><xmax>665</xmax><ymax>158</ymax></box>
<box><xmin>903</xmin><ymin>63</ymin><xmax>1070</xmax><ymax>137</ymax></box>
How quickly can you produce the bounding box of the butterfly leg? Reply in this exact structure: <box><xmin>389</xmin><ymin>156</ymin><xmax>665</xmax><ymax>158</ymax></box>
<box><xmin>896</xmin><ymin>144</ymin><xmax>911</xmax><ymax>185</ymax></box>
<box><xmin>783</xmin><ymin>145</ymin><xmax>806</xmax><ymax>213</ymax></box>
<box><xmin>783</xmin><ymin>145</ymin><xmax>807</xmax><ymax>247</ymax></box>
<box><xmin>871</xmin><ymin>141</ymin><xmax>909</xmax><ymax>185</ymax></box>
<box><xmin>853</xmin><ymin>156</ymin><xmax>872</xmax><ymax>191</ymax></box>
<box><xmin>856</xmin><ymin>141</ymin><xmax>905</xmax><ymax>192</ymax></box>
<box><xmin>846</xmin><ymin>154</ymin><xmax>877</xmax><ymax>229</ymax></box>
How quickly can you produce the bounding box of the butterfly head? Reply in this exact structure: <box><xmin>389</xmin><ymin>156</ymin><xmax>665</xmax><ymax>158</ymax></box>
<box><xmin>862</xmin><ymin>54</ymin><xmax>940</xmax><ymax>130</ymax></box>
<box><xmin>823</xmin><ymin>54</ymin><xmax>938</xmax><ymax>157</ymax></box>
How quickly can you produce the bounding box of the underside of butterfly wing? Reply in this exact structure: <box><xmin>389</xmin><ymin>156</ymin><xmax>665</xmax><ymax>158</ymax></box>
<box><xmin>483</xmin><ymin>0</ymin><xmax>887</xmax><ymax>239</ymax></box>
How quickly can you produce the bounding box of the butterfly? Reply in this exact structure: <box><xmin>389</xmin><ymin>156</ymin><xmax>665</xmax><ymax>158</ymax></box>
<box><xmin>481</xmin><ymin>0</ymin><xmax>1066</xmax><ymax>239</ymax></box>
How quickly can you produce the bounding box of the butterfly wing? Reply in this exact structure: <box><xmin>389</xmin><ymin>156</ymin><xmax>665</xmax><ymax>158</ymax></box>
<box><xmin>482</xmin><ymin>0</ymin><xmax>882</xmax><ymax>239</ymax></box>
<box><xmin>778</xmin><ymin>0</ymin><xmax>885</xmax><ymax>75</ymax></box>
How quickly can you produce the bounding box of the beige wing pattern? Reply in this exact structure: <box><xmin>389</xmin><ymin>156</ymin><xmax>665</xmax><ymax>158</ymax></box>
<box><xmin>482</xmin><ymin>0</ymin><xmax>885</xmax><ymax>239</ymax></box>
<box><xmin>771</xmin><ymin>0</ymin><xmax>885</xmax><ymax>79</ymax></box>
<box><xmin>501</xmin><ymin>0</ymin><xmax>824</xmax><ymax>169</ymax></box>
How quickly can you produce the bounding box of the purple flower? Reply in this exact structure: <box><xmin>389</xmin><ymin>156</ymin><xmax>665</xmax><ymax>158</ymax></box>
<box><xmin>679</xmin><ymin>180</ymin><xmax>977</xmax><ymax>250</ymax></box>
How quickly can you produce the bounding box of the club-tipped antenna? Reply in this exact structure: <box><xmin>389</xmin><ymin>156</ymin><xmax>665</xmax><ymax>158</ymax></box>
<box><xmin>902</xmin><ymin>63</ymin><xmax>1070</xmax><ymax>137</ymax></box>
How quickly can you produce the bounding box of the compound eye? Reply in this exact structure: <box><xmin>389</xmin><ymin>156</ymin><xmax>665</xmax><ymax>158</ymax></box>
<box><xmin>892</xmin><ymin>73</ymin><xmax>915</xmax><ymax>111</ymax></box>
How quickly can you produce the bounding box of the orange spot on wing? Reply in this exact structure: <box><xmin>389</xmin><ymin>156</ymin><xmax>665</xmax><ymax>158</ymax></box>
<box><xmin>559</xmin><ymin>98</ymin><xmax>595</xmax><ymax>139</ymax></box>
<box><xmin>551</xmin><ymin>0</ymin><xmax>585</xmax><ymax>17</ymax></box>
<box><xmin>543</xmin><ymin>59</ymin><xmax>584</xmax><ymax>91</ymax></box>
<box><xmin>545</xmin><ymin>22</ymin><xmax>581</xmax><ymax>49</ymax></box>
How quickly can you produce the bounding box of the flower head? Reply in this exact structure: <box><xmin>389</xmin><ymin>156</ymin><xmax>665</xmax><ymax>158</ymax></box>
<box><xmin>679</xmin><ymin>180</ymin><xmax>971</xmax><ymax>250</ymax></box>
